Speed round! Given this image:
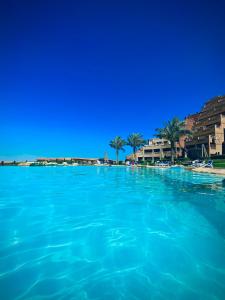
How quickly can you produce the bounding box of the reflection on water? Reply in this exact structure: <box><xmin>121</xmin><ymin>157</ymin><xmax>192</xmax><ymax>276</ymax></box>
<box><xmin>153</xmin><ymin>168</ymin><xmax>225</xmax><ymax>238</ymax></box>
<box><xmin>0</xmin><ymin>166</ymin><xmax>225</xmax><ymax>300</ymax></box>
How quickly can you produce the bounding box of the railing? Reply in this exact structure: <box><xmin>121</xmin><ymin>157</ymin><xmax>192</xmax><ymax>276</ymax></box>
<box><xmin>200</xmin><ymin>104</ymin><xmax>225</xmax><ymax>119</ymax></box>
<box><xmin>138</xmin><ymin>153</ymin><xmax>162</xmax><ymax>158</ymax></box>
<box><xmin>194</xmin><ymin>125</ymin><xmax>216</xmax><ymax>137</ymax></box>
<box><xmin>185</xmin><ymin>136</ymin><xmax>209</xmax><ymax>145</ymax></box>
<box><xmin>196</xmin><ymin>114</ymin><xmax>225</xmax><ymax>127</ymax></box>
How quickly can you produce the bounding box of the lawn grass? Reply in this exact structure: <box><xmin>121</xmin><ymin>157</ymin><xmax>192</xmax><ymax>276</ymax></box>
<box><xmin>213</xmin><ymin>159</ymin><xmax>225</xmax><ymax>169</ymax></box>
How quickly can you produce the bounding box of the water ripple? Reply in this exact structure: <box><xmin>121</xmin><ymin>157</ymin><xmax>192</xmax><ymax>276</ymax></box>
<box><xmin>0</xmin><ymin>166</ymin><xmax>225</xmax><ymax>299</ymax></box>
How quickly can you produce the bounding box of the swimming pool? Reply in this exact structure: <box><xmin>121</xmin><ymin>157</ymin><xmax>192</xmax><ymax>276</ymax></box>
<box><xmin>0</xmin><ymin>166</ymin><xmax>225</xmax><ymax>300</ymax></box>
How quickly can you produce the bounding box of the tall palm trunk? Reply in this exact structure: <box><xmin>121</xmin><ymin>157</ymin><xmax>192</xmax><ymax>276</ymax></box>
<box><xmin>133</xmin><ymin>147</ymin><xmax>136</xmax><ymax>162</ymax></box>
<box><xmin>174</xmin><ymin>143</ymin><xmax>177</xmax><ymax>160</ymax></box>
<box><xmin>116</xmin><ymin>149</ymin><xmax>119</xmax><ymax>164</ymax></box>
<box><xmin>178</xmin><ymin>140</ymin><xmax>187</xmax><ymax>158</ymax></box>
<box><xmin>142</xmin><ymin>147</ymin><xmax>145</xmax><ymax>162</ymax></box>
<box><xmin>171</xmin><ymin>141</ymin><xmax>175</xmax><ymax>164</ymax></box>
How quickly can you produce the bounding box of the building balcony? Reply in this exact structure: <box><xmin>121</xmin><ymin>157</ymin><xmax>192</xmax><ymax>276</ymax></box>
<box><xmin>185</xmin><ymin>136</ymin><xmax>209</xmax><ymax>146</ymax></box>
<box><xmin>199</xmin><ymin>104</ymin><xmax>225</xmax><ymax>120</ymax></box>
<box><xmin>194</xmin><ymin>125</ymin><xmax>216</xmax><ymax>137</ymax></box>
<box><xmin>137</xmin><ymin>153</ymin><xmax>162</xmax><ymax>158</ymax></box>
<box><xmin>196</xmin><ymin>114</ymin><xmax>225</xmax><ymax>127</ymax></box>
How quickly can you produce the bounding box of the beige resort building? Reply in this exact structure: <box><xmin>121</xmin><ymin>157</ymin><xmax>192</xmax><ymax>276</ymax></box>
<box><xmin>127</xmin><ymin>138</ymin><xmax>183</xmax><ymax>162</ymax></box>
<box><xmin>127</xmin><ymin>114</ymin><xmax>197</xmax><ymax>162</ymax></box>
<box><xmin>127</xmin><ymin>95</ymin><xmax>225</xmax><ymax>162</ymax></box>
<box><xmin>185</xmin><ymin>95</ymin><xmax>225</xmax><ymax>158</ymax></box>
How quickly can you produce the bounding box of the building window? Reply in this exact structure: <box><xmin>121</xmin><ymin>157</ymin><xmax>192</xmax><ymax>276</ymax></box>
<box><xmin>144</xmin><ymin>149</ymin><xmax>152</xmax><ymax>153</ymax></box>
<box><xmin>154</xmin><ymin>149</ymin><xmax>160</xmax><ymax>153</ymax></box>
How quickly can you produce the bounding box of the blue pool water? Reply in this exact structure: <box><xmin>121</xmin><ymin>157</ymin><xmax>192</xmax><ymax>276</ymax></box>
<box><xmin>0</xmin><ymin>166</ymin><xmax>225</xmax><ymax>300</ymax></box>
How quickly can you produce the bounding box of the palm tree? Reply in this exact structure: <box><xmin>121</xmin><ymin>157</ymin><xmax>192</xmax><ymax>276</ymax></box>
<box><xmin>127</xmin><ymin>133</ymin><xmax>146</xmax><ymax>162</ymax></box>
<box><xmin>155</xmin><ymin>117</ymin><xmax>191</xmax><ymax>164</ymax></box>
<box><xmin>109</xmin><ymin>136</ymin><xmax>126</xmax><ymax>164</ymax></box>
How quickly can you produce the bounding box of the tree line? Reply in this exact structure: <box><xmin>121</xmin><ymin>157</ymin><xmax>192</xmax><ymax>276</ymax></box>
<box><xmin>109</xmin><ymin>117</ymin><xmax>191</xmax><ymax>164</ymax></box>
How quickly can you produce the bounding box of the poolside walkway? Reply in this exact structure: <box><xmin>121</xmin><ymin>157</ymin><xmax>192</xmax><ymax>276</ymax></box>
<box><xmin>146</xmin><ymin>165</ymin><xmax>225</xmax><ymax>176</ymax></box>
<box><xmin>189</xmin><ymin>167</ymin><xmax>225</xmax><ymax>176</ymax></box>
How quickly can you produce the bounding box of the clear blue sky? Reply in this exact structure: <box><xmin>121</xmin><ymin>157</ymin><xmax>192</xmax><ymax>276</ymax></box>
<box><xmin>1</xmin><ymin>0</ymin><xmax>225</xmax><ymax>160</ymax></box>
